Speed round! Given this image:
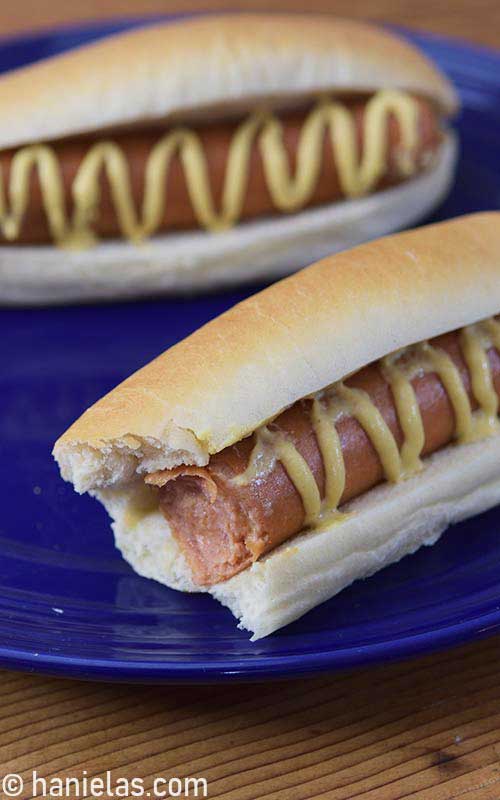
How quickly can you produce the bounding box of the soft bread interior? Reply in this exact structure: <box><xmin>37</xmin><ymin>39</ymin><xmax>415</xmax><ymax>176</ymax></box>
<box><xmin>1</xmin><ymin>133</ymin><xmax>456</xmax><ymax>305</ymax></box>
<box><xmin>100</xmin><ymin>433</ymin><xmax>500</xmax><ymax>639</ymax></box>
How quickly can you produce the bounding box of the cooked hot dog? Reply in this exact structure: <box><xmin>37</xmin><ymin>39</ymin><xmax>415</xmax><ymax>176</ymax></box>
<box><xmin>1</xmin><ymin>15</ymin><xmax>459</xmax><ymax>305</ymax></box>
<box><xmin>53</xmin><ymin>213</ymin><xmax>500</xmax><ymax>639</ymax></box>
<box><xmin>150</xmin><ymin>327</ymin><xmax>500</xmax><ymax>586</ymax></box>
<box><xmin>0</xmin><ymin>95</ymin><xmax>441</xmax><ymax>245</ymax></box>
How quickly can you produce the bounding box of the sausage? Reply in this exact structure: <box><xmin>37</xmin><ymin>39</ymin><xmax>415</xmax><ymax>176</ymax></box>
<box><xmin>0</xmin><ymin>95</ymin><xmax>442</xmax><ymax>244</ymax></box>
<box><xmin>152</xmin><ymin>328</ymin><xmax>500</xmax><ymax>586</ymax></box>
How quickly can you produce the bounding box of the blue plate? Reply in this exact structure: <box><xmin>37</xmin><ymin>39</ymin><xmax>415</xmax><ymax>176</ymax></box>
<box><xmin>1</xmin><ymin>20</ymin><xmax>500</xmax><ymax>682</ymax></box>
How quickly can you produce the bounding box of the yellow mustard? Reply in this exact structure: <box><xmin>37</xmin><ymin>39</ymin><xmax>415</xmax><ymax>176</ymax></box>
<box><xmin>234</xmin><ymin>319</ymin><xmax>500</xmax><ymax>528</ymax></box>
<box><xmin>460</xmin><ymin>322</ymin><xmax>500</xmax><ymax>437</ymax></box>
<box><xmin>0</xmin><ymin>90</ymin><xmax>419</xmax><ymax>248</ymax></box>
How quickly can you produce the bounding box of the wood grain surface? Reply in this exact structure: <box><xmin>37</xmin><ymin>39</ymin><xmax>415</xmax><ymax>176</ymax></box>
<box><xmin>1</xmin><ymin>637</ymin><xmax>500</xmax><ymax>799</ymax></box>
<box><xmin>0</xmin><ymin>0</ymin><xmax>499</xmax><ymax>47</ymax></box>
<box><xmin>1</xmin><ymin>2</ymin><xmax>499</xmax><ymax>798</ymax></box>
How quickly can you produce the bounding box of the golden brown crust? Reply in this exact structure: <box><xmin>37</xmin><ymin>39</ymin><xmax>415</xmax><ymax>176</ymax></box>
<box><xmin>0</xmin><ymin>14</ymin><xmax>457</xmax><ymax>150</ymax></box>
<box><xmin>53</xmin><ymin>212</ymin><xmax>500</xmax><ymax>494</ymax></box>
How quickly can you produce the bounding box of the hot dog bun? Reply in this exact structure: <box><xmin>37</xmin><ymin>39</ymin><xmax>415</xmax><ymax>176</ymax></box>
<box><xmin>0</xmin><ymin>14</ymin><xmax>458</xmax><ymax>304</ymax></box>
<box><xmin>53</xmin><ymin>213</ymin><xmax>500</xmax><ymax>637</ymax></box>
<box><xmin>54</xmin><ymin>212</ymin><xmax>500</xmax><ymax>490</ymax></box>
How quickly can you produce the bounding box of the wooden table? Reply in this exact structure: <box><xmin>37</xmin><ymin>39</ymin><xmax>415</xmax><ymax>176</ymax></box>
<box><xmin>0</xmin><ymin>0</ymin><xmax>499</xmax><ymax>47</ymax></box>
<box><xmin>2</xmin><ymin>637</ymin><xmax>500</xmax><ymax>799</ymax></box>
<box><xmin>1</xmin><ymin>3</ymin><xmax>499</xmax><ymax>798</ymax></box>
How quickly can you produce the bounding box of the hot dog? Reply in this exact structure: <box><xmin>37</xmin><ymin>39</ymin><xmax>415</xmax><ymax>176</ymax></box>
<box><xmin>0</xmin><ymin>96</ymin><xmax>441</xmax><ymax>245</ymax></box>
<box><xmin>149</xmin><ymin>327</ymin><xmax>500</xmax><ymax>585</ymax></box>
<box><xmin>0</xmin><ymin>14</ymin><xmax>458</xmax><ymax>303</ymax></box>
<box><xmin>54</xmin><ymin>213</ymin><xmax>500</xmax><ymax>639</ymax></box>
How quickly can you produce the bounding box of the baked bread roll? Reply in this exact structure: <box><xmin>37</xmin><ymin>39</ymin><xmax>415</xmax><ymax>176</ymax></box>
<box><xmin>0</xmin><ymin>14</ymin><xmax>458</xmax><ymax>304</ymax></box>
<box><xmin>53</xmin><ymin>212</ymin><xmax>500</xmax><ymax>638</ymax></box>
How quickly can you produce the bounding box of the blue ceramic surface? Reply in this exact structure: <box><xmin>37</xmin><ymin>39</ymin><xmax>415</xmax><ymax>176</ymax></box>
<box><xmin>1</xmin><ymin>20</ymin><xmax>500</xmax><ymax>682</ymax></box>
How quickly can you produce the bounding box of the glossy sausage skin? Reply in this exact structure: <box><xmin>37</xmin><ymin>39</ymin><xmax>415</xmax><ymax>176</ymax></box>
<box><xmin>157</xmin><ymin>327</ymin><xmax>500</xmax><ymax>586</ymax></box>
<box><xmin>0</xmin><ymin>96</ymin><xmax>442</xmax><ymax>244</ymax></box>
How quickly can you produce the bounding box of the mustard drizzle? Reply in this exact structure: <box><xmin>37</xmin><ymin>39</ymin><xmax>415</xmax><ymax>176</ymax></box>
<box><xmin>311</xmin><ymin>397</ymin><xmax>346</xmax><ymax>512</ymax></box>
<box><xmin>460</xmin><ymin>322</ymin><xmax>500</xmax><ymax>436</ymax></box>
<box><xmin>381</xmin><ymin>352</ymin><xmax>425</xmax><ymax>475</ymax></box>
<box><xmin>232</xmin><ymin>425</ymin><xmax>322</xmax><ymax>525</ymax></box>
<box><xmin>417</xmin><ymin>341</ymin><xmax>477</xmax><ymax>443</ymax></box>
<box><xmin>234</xmin><ymin>318</ymin><xmax>500</xmax><ymax>528</ymax></box>
<box><xmin>0</xmin><ymin>90</ymin><xmax>419</xmax><ymax>248</ymax></box>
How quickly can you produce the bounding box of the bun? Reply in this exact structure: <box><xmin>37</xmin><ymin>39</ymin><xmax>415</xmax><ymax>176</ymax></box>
<box><xmin>102</xmin><ymin>432</ymin><xmax>500</xmax><ymax>639</ymax></box>
<box><xmin>0</xmin><ymin>14</ymin><xmax>457</xmax><ymax>150</ymax></box>
<box><xmin>54</xmin><ymin>211</ymin><xmax>500</xmax><ymax>494</ymax></box>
